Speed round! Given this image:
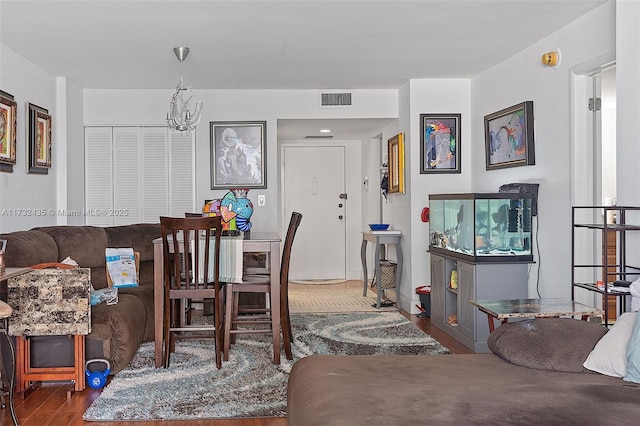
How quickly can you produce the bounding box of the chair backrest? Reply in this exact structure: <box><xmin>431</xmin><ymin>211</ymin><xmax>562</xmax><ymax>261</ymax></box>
<box><xmin>160</xmin><ymin>216</ymin><xmax>222</xmax><ymax>291</ymax></box>
<box><xmin>280</xmin><ymin>212</ymin><xmax>303</xmax><ymax>288</ymax></box>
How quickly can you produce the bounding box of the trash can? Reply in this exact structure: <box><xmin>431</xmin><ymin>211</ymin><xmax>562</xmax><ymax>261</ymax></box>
<box><xmin>379</xmin><ymin>260</ymin><xmax>397</xmax><ymax>289</ymax></box>
<box><xmin>416</xmin><ymin>286</ymin><xmax>431</xmax><ymax>318</ymax></box>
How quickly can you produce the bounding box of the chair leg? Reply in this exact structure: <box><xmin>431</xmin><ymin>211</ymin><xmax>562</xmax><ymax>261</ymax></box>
<box><xmin>163</xmin><ymin>297</ymin><xmax>171</xmax><ymax>368</ymax></box>
<box><xmin>214</xmin><ymin>292</ymin><xmax>223</xmax><ymax>369</ymax></box>
<box><xmin>231</xmin><ymin>293</ymin><xmax>240</xmax><ymax>344</ymax></box>
<box><xmin>223</xmin><ymin>284</ymin><xmax>234</xmax><ymax>362</ymax></box>
<box><xmin>281</xmin><ymin>302</ymin><xmax>293</xmax><ymax>360</ymax></box>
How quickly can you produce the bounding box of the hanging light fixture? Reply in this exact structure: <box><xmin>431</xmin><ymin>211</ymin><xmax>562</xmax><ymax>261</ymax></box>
<box><xmin>166</xmin><ymin>47</ymin><xmax>203</xmax><ymax>133</ymax></box>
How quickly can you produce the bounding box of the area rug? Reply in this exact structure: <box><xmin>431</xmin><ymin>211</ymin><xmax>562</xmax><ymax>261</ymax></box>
<box><xmin>288</xmin><ymin>280</ymin><xmax>398</xmax><ymax>313</ymax></box>
<box><xmin>83</xmin><ymin>312</ymin><xmax>450</xmax><ymax>421</ymax></box>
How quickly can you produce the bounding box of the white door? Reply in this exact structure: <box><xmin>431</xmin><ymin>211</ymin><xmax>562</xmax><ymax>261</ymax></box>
<box><xmin>283</xmin><ymin>145</ymin><xmax>346</xmax><ymax>280</ymax></box>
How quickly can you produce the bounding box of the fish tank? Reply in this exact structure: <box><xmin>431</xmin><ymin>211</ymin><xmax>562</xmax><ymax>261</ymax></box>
<box><xmin>428</xmin><ymin>193</ymin><xmax>535</xmax><ymax>262</ymax></box>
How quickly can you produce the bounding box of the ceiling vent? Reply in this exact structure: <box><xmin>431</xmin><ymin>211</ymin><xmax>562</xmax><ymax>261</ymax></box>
<box><xmin>320</xmin><ymin>92</ymin><xmax>352</xmax><ymax>107</ymax></box>
<box><xmin>304</xmin><ymin>135</ymin><xmax>334</xmax><ymax>139</ymax></box>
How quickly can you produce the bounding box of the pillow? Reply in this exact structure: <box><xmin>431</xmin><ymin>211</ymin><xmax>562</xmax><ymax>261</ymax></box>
<box><xmin>623</xmin><ymin>311</ymin><xmax>640</xmax><ymax>383</ymax></box>
<box><xmin>488</xmin><ymin>318</ymin><xmax>607</xmax><ymax>372</ymax></box>
<box><xmin>583</xmin><ymin>312</ymin><xmax>637</xmax><ymax>377</ymax></box>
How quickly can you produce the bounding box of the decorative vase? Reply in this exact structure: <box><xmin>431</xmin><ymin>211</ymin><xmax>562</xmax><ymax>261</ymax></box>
<box><xmin>226</xmin><ymin>188</ymin><xmax>254</xmax><ymax>232</ymax></box>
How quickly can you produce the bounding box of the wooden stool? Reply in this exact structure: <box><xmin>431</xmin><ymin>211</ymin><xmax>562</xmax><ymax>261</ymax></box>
<box><xmin>15</xmin><ymin>335</ymin><xmax>85</xmax><ymax>398</ymax></box>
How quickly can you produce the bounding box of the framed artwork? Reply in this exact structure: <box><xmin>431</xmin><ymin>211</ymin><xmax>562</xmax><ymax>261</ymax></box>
<box><xmin>27</xmin><ymin>103</ymin><xmax>52</xmax><ymax>174</ymax></box>
<box><xmin>387</xmin><ymin>132</ymin><xmax>405</xmax><ymax>194</ymax></box>
<box><xmin>420</xmin><ymin>113</ymin><xmax>461</xmax><ymax>174</ymax></box>
<box><xmin>484</xmin><ymin>101</ymin><xmax>535</xmax><ymax>170</ymax></box>
<box><xmin>210</xmin><ymin>121</ymin><xmax>267</xmax><ymax>189</ymax></box>
<box><xmin>0</xmin><ymin>90</ymin><xmax>17</xmax><ymax>173</ymax></box>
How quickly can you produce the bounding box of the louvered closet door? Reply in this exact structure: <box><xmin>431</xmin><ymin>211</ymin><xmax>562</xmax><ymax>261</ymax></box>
<box><xmin>141</xmin><ymin>128</ymin><xmax>169</xmax><ymax>223</ymax></box>
<box><xmin>113</xmin><ymin>127</ymin><xmax>141</xmax><ymax>225</ymax></box>
<box><xmin>85</xmin><ymin>126</ymin><xmax>194</xmax><ymax>227</ymax></box>
<box><xmin>85</xmin><ymin>127</ymin><xmax>114</xmax><ymax>226</ymax></box>
<box><xmin>168</xmin><ymin>131</ymin><xmax>195</xmax><ymax>216</ymax></box>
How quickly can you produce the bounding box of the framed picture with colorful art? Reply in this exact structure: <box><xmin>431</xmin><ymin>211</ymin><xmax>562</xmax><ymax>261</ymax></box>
<box><xmin>484</xmin><ymin>101</ymin><xmax>535</xmax><ymax>170</ymax></box>
<box><xmin>27</xmin><ymin>102</ymin><xmax>52</xmax><ymax>174</ymax></box>
<box><xmin>0</xmin><ymin>90</ymin><xmax>17</xmax><ymax>173</ymax></box>
<box><xmin>420</xmin><ymin>113</ymin><xmax>461</xmax><ymax>174</ymax></box>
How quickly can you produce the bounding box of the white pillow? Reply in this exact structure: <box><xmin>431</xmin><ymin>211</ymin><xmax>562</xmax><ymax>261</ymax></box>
<box><xmin>583</xmin><ymin>312</ymin><xmax>638</xmax><ymax>377</ymax></box>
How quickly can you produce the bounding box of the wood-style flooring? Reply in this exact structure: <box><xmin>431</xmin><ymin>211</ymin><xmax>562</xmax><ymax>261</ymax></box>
<box><xmin>0</xmin><ymin>309</ymin><xmax>471</xmax><ymax>426</ymax></box>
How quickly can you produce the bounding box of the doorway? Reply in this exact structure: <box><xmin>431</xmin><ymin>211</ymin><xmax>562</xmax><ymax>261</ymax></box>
<box><xmin>571</xmin><ymin>60</ymin><xmax>616</xmax><ymax>310</ymax></box>
<box><xmin>283</xmin><ymin>144</ymin><xmax>347</xmax><ymax>281</ymax></box>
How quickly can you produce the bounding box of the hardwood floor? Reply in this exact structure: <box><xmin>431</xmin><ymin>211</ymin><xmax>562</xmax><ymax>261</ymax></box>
<box><xmin>0</xmin><ymin>310</ymin><xmax>471</xmax><ymax>426</ymax></box>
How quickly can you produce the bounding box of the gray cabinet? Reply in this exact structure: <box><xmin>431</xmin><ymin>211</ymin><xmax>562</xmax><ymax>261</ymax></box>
<box><xmin>429</xmin><ymin>253</ymin><xmax>529</xmax><ymax>353</ymax></box>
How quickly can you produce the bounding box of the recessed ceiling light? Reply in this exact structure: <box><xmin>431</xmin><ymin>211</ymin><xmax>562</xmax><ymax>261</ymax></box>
<box><xmin>319</xmin><ymin>129</ymin><xmax>332</xmax><ymax>133</ymax></box>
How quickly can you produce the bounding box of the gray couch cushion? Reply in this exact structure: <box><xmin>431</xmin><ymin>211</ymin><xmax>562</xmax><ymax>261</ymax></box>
<box><xmin>487</xmin><ymin>318</ymin><xmax>607</xmax><ymax>372</ymax></box>
<box><xmin>33</xmin><ymin>225</ymin><xmax>108</xmax><ymax>267</ymax></box>
<box><xmin>0</xmin><ymin>230</ymin><xmax>58</xmax><ymax>267</ymax></box>
<box><xmin>287</xmin><ymin>354</ymin><xmax>640</xmax><ymax>426</ymax></box>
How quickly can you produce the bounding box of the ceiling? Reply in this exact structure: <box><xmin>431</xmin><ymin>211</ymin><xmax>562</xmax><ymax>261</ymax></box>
<box><xmin>0</xmin><ymin>0</ymin><xmax>605</xmax><ymax>140</ymax></box>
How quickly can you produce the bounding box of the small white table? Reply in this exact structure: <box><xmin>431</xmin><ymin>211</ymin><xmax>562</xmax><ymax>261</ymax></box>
<box><xmin>360</xmin><ymin>231</ymin><xmax>403</xmax><ymax>309</ymax></box>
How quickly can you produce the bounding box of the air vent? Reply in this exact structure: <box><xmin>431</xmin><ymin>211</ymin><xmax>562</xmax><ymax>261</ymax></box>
<box><xmin>320</xmin><ymin>92</ymin><xmax>352</xmax><ymax>106</ymax></box>
<box><xmin>304</xmin><ymin>135</ymin><xmax>334</xmax><ymax>139</ymax></box>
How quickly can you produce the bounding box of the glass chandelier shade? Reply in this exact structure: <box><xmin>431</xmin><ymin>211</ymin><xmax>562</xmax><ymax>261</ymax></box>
<box><xmin>167</xmin><ymin>47</ymin><xmax>203</xmax><ymax>133</ymax></box>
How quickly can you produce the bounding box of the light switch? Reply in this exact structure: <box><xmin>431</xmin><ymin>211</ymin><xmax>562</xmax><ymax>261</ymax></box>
<box><xmin>258</xmin><ymin>195</ymin><xmax>266</xmax><ymax>206</ymax></box>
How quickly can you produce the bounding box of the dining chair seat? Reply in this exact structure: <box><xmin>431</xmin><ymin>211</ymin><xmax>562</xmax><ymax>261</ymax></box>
<box><xmin>223</xmin><ymin>212</ymin><xmax>302</xmax><ymax>362</ymax></box>
<box><xmin>160</xmin><ymin>215</ymin><xmax>224</xmax><ymax>369</ymax></box>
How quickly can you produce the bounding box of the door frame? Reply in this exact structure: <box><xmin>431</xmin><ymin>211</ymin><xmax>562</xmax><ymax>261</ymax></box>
<box><xmin>279</xmin><ymin>139</ymin><xmax>362</xmax><ymax>280</ymax></box>
<box><xmin>570</xmin><ymin>52</ymin><xmax>615</xmax><ymax>307</ymax></box>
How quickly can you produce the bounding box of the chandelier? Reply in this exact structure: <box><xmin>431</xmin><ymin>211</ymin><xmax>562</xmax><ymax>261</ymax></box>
<box><xmin>166</xmin><ymin>47</ymin><xmax>203</xmax><ymax>133</ymax></box>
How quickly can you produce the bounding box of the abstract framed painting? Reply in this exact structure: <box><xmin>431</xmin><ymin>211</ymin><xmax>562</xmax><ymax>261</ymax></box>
<box><xmin>420</xmin><ymin>113</ymin><xmax>461</xmax><ymax>174</ymax></box>
<box><xmin>210</xmin><ymin>121</ymin><xmax>267</xmax><ymax>189</ymax></box>
<box><xmin>27</xmin><ymin>103</ymin><xmax>52</xmax><ymax>174</ymax></box>
<box><xmin>484</xmin><ymin>101</ymin><xmax>535</xmax><ymax>170</ymax></box>
<box><xmin>0</xmin><ymin>90</ymin><xmax>17</xmax><ymax>173</ymax></box>
<box><xmin>387</xmin><ymin>132</ymin><xmax>405</xmax><ymax>194</ymax></box>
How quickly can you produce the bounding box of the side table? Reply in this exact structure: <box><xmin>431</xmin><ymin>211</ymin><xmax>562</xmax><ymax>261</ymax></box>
<box><xmin>361</xmin><ymin>231</ymin><xmax>403</xmax><ymax>309</ymax></box>
<box><xmin>8</xmin><ymin>268</ymin><xmax>91</xmax><ymax>398</ymax></box>
<box><xmin>470</xmin><ymin>298</ymin><xmax>603</xmax><ymax>332</ymax></box>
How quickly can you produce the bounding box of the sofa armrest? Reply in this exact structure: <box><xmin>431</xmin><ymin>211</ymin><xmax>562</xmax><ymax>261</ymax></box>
<box><xmin>90</xmin><ymin>294</ymin><xmax>146</xmax><ymax>374</ymax></box>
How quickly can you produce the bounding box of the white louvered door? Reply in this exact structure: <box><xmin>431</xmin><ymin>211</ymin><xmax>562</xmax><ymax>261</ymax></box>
<box><xmin>142</xmin><ymin>128</ymin><xmax>169</xmax><ymax>222</ymax></box>
<box><xmin>113</xmin><ymin>127</ymin><xmax>141</xmax><ymax>225</ymax></box>
<box><xmin>85</xmin><ymin>127</ymin><xmax>194</xmax><ymax>227</ymax></box>
<box><xmin>85</xmin><ymin>127</ymin><xmax>114</xmax><ymax>226</ymax></box>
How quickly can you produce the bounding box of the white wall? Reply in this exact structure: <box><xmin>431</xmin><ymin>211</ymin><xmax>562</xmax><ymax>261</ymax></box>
<box><xmin>0</xmin><ymin>44</ymin><xmax>58</xmax><ymax>232</ymax></box>
<box><xmin>406</xmin><ymin>79</ymin><xmax>472</xmax><ymax>311</ymax></box>
<box><xmin>84</xmin><ymin>89</ymin><xmax>397</xmax><ymax>277</ymax></box>
<box><xmin>470</xmin><ymin>1</ymin><xmax>616</xmax><ymax>298</ymax></box>
<box><xmin>65</xmin><ymin>78</ymin><xmax>86</xmax><ymax>226</ymax></box>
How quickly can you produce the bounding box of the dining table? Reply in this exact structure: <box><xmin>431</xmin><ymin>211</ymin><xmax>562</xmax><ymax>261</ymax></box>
<box><xmin>153</xmin><ymin>232</ymin><xmax>282</xmax><ymax>367</ymax></box>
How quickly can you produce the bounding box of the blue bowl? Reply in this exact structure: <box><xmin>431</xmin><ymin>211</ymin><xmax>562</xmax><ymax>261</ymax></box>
<box><xmin>369</xmin><ymin>223</ymin><xmax>390</xmax><ymax>231</ymax></box>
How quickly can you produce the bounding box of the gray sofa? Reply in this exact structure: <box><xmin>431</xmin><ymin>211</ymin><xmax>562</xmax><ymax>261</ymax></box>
<box><xmin>287</xmin><ymin>318</ymin><xmax>640</xmax><ymax>425</ymax></box>
<box><xmin>0</xmin><ymin>223</ymin><xmax>160</xmax><ymax>374</ymax></box>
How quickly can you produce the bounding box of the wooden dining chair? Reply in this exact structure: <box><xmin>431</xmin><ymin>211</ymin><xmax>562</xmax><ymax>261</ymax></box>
<box><xmin>160</xmin><ymin>215</ymin><xmax>224</xmax><ymax>369</ymax></box>
<box><xmin>223</xmin><ymin>212</ymin><xmax>302</xmax><ymax>361</ymax></box>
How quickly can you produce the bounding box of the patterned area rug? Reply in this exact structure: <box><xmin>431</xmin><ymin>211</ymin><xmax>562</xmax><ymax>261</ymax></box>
<box><xmin>289</xmin><ymin>280</ymin><xmax>398</xmax><ymax>313</ymax></box>
<box><xmin>83</xmin><ymin>312</ymin><xmax>450</xmax><ymax>421</ymax></box>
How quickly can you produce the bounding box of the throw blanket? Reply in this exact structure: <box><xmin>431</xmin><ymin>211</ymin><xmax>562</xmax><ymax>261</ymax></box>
<box><xmin>194</xmin><ymin>236</ymin><xmax>243</xmax><ymax>284</ymax></box>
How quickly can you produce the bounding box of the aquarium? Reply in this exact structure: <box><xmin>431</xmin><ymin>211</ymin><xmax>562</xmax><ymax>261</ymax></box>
<box><xmin>429</xmin><ymin>193</ymin><xmax>534</xmax><ymax>262</ymax></box>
